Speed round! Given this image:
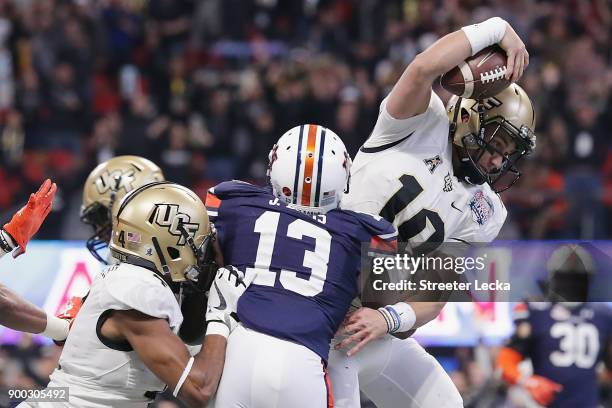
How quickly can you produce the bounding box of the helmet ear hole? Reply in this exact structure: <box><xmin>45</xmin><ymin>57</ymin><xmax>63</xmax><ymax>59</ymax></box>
<box><xmin>167</xmin><ymin>247</ymin><xmax>180</xmax><ymax>260</ymax></box>
<box><xmin>461</xmin><ymin>108</ymin><xmax>470</xmax><ymax>123</ymax></box>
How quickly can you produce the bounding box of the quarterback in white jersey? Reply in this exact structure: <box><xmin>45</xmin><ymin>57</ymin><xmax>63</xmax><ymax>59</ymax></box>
<box><xmin>329</xmin><ymin>17</ymin><xmax>536</xmax><ymax>408</ymax></box>
<box><xmin>19</xmin><ymin>182</ymin><xmax>249</xmax><ymax>408</ymax></box>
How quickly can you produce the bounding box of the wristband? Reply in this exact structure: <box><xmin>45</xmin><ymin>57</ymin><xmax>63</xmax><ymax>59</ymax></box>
<box><xmin>0</xmin><ymin>229</ymin><xmax>15</xmax><ymax>256</ymax></box>
<box><xmin>173</xmin><ymin>356</ymin><xmax>195</xmax><ymax>397</ymax></box>
<box><xmin>40</xmin><ymin>315</ymin><xmax>70</xmax><ymax>341</ymax></box>
<box><xmin>461</xmin><ymin>17</ymin><xmax>507</xmax><ymax>56</ymax></box>
<box><xmin>377</xmin><ymin>302</ymin><xmax>416</xmax><ymax>333</ymax></box>
<box><xmin>205</xmin><ymin>321</ymin><xmax>230</xmax><ymax>339</ymax></box>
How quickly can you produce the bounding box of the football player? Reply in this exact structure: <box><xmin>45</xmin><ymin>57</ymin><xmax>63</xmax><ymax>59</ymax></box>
<box><xmin>80</xmin><ymin>155</ymin><xmax>164</xmax><ymax>263</ymax></box>
<box><xmin>0</xmin><ymin>179</ymin><xmax>79</xmax><ymax>342</ymax></box>
<box><xmin>80</xmin><ymin>155</ymin><xmax>208</xmax><ymax>346</ymax></box>
<box><xmin>328</xmin><ymin>17</ymin><xmax>535</xmax><ymax>407</ymax></box>
<box><xmin>19</xmin><ymin>182</ymin><xmax>246</xmax><ymax>408</ymax></box>
<box><xmin>205</xmin><ymin>124</ymin><xmax>397</xmax><ymax>407</ymax></box>
<box><xmin>497</xmin><ymin>244</ymin><xmax>612</xmax><ymax>407</ymax></box>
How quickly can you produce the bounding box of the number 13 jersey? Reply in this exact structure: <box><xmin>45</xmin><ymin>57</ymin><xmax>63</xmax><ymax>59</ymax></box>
<box><xmin>206</xmin><ymin>181</ymin><xmax>396</xmax><ymax>361</ymax></box>
<box><xmin>342</xmin><ymin>91</ymin><xmax>507</xmax><ymax>248</ymax></box>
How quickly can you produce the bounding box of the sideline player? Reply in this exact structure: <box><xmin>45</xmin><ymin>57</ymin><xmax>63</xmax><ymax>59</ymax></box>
<box><xmin>19</xmin><ymin>182</ymin><xmax>246</xmax><ymax>408</ymax></box>
<box><xmin>497</xmin><ymin>244</ymin><xmax>612</xmax><ymax>407</ymax></box>
<box><xmin>329</xmin><ymin>17</ymin><xmax>535</xmax><ymax>407</ymax></box>
<box><xmin>0</xmin><ymin>179</ymin><xmax>79</xmax><ymax>342</ymax></box>
<box><xmin>206</xmin><ymin>124</ymin><xmax>397</xmax><ymax>407</ymax></box>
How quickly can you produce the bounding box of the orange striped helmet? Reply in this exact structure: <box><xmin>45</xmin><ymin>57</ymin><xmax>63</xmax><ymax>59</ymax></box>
<box><xmin>268</xmin><ymin>124</ymin><xmax>351</xmax><ymax>214</ymax></box>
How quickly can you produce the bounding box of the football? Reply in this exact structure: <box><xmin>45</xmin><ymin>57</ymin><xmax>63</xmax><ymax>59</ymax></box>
<box><xmin>440</xmin><ymin>45</ymin><xmax>510</xmax><ymax>99</ymax></box>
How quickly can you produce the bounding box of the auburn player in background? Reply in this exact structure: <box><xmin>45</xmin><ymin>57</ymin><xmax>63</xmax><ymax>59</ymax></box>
<box><xmin>497</xmin><ymin>244</ymin><xmax>612</xmax><ymax>407</ymax></box>
<box><xmin>205</xmin><ymin>124</ymin><xmax>397</xmax><ymax>407</ymax></box>
<box><xmin>328</xmin><ymin>15</ymin><xmax>535</xmax><ymax>408</ymax></box>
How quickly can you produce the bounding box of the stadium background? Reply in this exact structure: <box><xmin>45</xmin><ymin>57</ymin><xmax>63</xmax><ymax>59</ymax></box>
<box><xmin>0</xmin><ymin>0</ymin><xmax>610</xmax><ymax>406</ymax></box>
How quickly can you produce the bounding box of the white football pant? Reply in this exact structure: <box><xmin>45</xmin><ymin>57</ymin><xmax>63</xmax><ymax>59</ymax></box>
<box><xmin>212</xmin><ymin>324</ymin><xmax>333</xmax><ymax>408</ymax></box>
<box><xmin>328</xmin><ymin>335</ymin><xmax>463</xmax><ymax>408</ymax></box>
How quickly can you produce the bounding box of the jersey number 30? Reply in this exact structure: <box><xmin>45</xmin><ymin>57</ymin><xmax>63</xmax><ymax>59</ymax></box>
<box><xmin>247</xmin><ymin>211</ymin><xmax>331</xmax><ymax>297</ymax></box>
<box><xmin>550</xmin><ymin>322</ymin><xmax>599</xmax><ymax>368</ymax></box>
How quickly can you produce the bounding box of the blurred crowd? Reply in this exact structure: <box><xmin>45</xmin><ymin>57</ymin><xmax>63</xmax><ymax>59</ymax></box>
<box><xmin>0</xmin><ymin>0</ymin><xmax>610</xmax><ymax>241</ymax></box>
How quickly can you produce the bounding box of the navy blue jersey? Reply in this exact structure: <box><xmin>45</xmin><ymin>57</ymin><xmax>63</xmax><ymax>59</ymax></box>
<box><xmin>206</xmin><ymin>181</ymin><xmax>397</xmax><ymax>361</ymax></box>
<box><xmin>512</xmin><ymin>302</ymin><xmax>612</xmax><ymax>408</ymax></box>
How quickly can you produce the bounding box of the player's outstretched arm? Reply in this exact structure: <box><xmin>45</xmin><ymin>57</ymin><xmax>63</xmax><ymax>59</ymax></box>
<box><xmin>335</xmin><ymin>301</ymin><xmax>444</xmax><ymax>356</ymax></box>
<box><xmin>0</xmin><ymin>284</ymin><xmax>76</xmax><ymax>341</ymax></box>
<box><xmin>0</xmin><ymin>179</ymin><xmax>74</xmax><ymax>341</ymax></box>
<box><xmin>386</xmin><ymin>17</ymin><xmax>527</xmax><ymax>120</ymax></box>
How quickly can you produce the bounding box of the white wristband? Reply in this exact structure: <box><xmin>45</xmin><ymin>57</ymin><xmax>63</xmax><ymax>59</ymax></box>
<box><xmin>461</xmin><ymin>17</ymin><xmax>507</xmax><ymax>55</ymax></box>
<box><xmin>205</xmin><ymin>321</ymin><xmax>230</xmax><ymax>339</ymax></box>
<box><xmin>378</xmin><ymin>302</ymin><xmax>416</xmax><ymax>333</ymax></box>
<box><xmin>40</xmin><ymin>315</ymin><xmax>70</xmax><ymax>341</ymax></box>
<box><xmin>0</xmin><ymin>229</ymin><xmax>15</xmax><ymax>257</ymax></box>
<box><xmin>173</xmin><ymin>356</ymin><xmax>195</xmax><ymax>397</ymax></box>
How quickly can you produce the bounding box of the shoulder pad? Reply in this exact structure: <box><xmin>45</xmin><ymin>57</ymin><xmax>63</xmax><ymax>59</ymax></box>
<box><xmin>101</xmin><ymin>264</ymin><xmax>183</xmax><ymax>329</ymax></box>
<box><xmin>340</xmin><ymin>210</ymin><xmax>397</xmax><ymax>236</ymax></box>
<box><xmin>211</xmin><ymin>180</ymin><xmax>271</xmax><ymax>199</ymax></box>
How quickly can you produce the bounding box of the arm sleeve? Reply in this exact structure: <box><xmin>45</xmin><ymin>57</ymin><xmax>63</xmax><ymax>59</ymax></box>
<box><xmin>205</xmin><ymin>189</ymin><xmax>222</xmax><ymax>223</ymax></box>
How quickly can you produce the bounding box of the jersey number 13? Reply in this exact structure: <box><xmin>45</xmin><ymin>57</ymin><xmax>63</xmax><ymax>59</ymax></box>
<box><xmin>247</xmin><ymin>211</ymin><xmax>331</xmax><ymax>297</ymax></box>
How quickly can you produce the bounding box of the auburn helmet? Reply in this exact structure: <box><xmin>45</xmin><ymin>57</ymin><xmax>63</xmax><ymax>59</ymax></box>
<box><xmin>268</xmin><ymin>124</ymin><xmax>351</xmax><ymax>214</ymax></box>
<box><xmin>447</xmin><ymin>83</ymin><xmax>536</xmax><ymax>192</ymax></box>
<box><xmin>109</xmin><ymin>182</ymin><xmax>213</xmax><ymax>285</ymax></box>
<box><xmin>81</xmin><ymin>156</ymin><xmax>165</xmax><ymax>263</ymax></box>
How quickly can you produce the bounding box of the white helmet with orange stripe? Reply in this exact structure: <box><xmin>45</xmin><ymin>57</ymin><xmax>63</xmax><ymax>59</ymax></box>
<box><xmin>268</xmin><ymin>124</ymin><xmax>351</xmax><ymax>215</ymax></box>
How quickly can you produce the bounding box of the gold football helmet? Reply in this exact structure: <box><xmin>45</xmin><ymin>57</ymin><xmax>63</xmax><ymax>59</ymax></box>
<box><xmin>447</xmin><ymin>83</ymin><xmax>536</xmax><ymax>192</ymax></box>
<box><xmin>81</xmin><ymin>155</ymin><xmax>164</xmax><ymax>263</ymax></box>
<box><xmin>109</xmin><ymin>182</ymin><xmax>213</xmax><ymax>284</ymax></box>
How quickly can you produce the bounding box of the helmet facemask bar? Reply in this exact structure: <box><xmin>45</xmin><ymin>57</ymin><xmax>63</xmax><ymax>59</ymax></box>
<box><xmin>81</xmin><ymin>175</ymin><xmax>124</xmax><ymax>264</ymax></box>
<box><xmin>176</xmin><ymin>222</ymin><xmax>217</xmax><ymax>292</ymax></box>
<box><xmin>81</xmin><ymin>201</ymin><xmax>112</xmax><ymax>264</ymax></box>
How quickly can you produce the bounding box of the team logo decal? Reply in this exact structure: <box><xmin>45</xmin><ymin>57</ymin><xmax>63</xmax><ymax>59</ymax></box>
<box><xmin>469</xmin><ymin>191</ymin><xmax>494</xmax><ymax>226</ymax></box>
<box><xmin>443</xmin><ymin>172</ymin><xmax>453</xmax><ymax>192</ymax></box>
<box><xmin>469</xmin><ymin>97</ymin><xmax>502</xmax><ymax>113</ymax></box>
<box><xmin>149</xmin><ymin>204</ymin><xmax>199</xmax><ymax>245</ymax></box>
<box><xmin>424</xmin><ymin>155</ymin><xmax>443</xmax><ymax>174</ymax></box>
<box><xmin>96</xmin><ymin>169</ymin><xmax>136</xmax><ymax>194</ymax></box>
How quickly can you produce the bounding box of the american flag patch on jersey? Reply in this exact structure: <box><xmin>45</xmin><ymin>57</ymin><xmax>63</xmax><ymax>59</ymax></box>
<box><xmin>127</xmin><ymin>231</ymin><xmax>141</xmax><ymax>243</ymax></box>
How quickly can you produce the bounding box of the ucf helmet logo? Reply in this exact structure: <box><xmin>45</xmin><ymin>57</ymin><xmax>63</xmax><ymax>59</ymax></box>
<box><xmin>148</xmin><ymin>204</ymin><xmax>200</xmax><ymax>245</ymax></box>
<box><xmin>96</xmin><ymin>170</ymin><xmax>136</xmax><ymax>194</ymax></box>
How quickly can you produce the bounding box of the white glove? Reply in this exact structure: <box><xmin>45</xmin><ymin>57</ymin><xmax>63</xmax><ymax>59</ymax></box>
<box><xmin>205</xmin><ymin>266</ymin><xmax>251</xmax><ymax>338</ymax></box>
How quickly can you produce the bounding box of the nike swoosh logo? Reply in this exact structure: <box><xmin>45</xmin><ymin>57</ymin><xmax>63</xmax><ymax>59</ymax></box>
<box><xmin>211</xmin><ymin>281</ymin><xmax>227</xmax><ymax>311</ymax></box>
<box><xmin>476</xmin><ymin>51</ymin><xmax>495</xmax><ymax>68</ymax></box>
<box><xmin>451</xmin><ymin>201</ymin><xmax>463</xmax><ymax>212</ymax></box>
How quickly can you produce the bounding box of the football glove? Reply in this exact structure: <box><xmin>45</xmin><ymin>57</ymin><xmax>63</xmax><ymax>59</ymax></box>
<box><xmin>3</xmin><ymin>179</ymin><xmax>57</xmax><ymax>257</ymax></box>
<box><xmin>53</xmin><ymin>296</ymin><xmax>84</xmax><ymax>346</ymax></box>
<box><xmin>523</xmin><ymin>375</ymin><xmax>563</xmax><ymax>407</ymax></box>
<box><xmin>205</xmin><ymin>266</ymin><xmax>251</xmax><ymax>337</ymax></box>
